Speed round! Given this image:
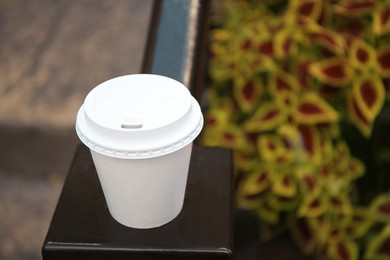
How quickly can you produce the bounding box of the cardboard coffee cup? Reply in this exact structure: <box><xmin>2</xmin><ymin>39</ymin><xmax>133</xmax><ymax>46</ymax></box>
<box><xmin>75</xmin><ymin>74</ymin><xmax>203</xmax><ymax>229</ymax></box>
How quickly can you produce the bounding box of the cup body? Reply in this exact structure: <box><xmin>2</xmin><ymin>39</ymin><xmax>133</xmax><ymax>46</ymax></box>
<box><xmin>75</xmin><ymin>74</ymin><xmax>203</xmax><ymax>229</ymax></box>
<box><xmin>91</xmin><ymin>143</ymin><xmax>193</xmax><ymax>229</ymax></box>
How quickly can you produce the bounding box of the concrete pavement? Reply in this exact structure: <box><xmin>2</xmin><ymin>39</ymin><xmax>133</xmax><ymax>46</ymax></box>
<box><xmin>0</xmin><ymin>0</ymin><xmax>153</xmax><ymax>259</ymax></box>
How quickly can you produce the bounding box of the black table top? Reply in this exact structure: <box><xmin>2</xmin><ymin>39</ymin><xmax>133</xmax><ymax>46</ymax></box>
<box><xmin>43</xmin><ymin>144</ymin><xmax>233</xmax><ymax>260</ymax></box>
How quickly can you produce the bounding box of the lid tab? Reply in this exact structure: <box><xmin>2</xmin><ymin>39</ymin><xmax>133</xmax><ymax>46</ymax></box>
<box><xmin>121</xmin><ymin>118</ymin><xmax>143</xmax><ymax>129</ymax></box>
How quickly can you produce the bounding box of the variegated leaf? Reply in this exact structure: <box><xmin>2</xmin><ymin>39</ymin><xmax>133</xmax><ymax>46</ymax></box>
<box><xmin>288</xmin><ymin>216</ymin><xmax>316</xmax><ymax>255</ymax></box>
<box><xmin>309</xmin><ymin>29</ymin><xmax>345</xmax><ymax>55</ymax></box>
<box><xmin>268</xmin><ymin>71</ymin><xmax>300</xmax><ymax>97</ymax></box>
<box><xmin>327</xmin><ymin>240</ymin><xmax>359</xmax><ymax>260</ymax></box>
<box><xmin>268</xmin><ymin>194</ymin><xmax>299</xmax><ymax>211</ymax></box>
<box><xmin>365</xmin><ymin>223</ymin><xmax>390</xmax><ymax>259</ymax></box>
<box><xmin>346</xmin><ymin>92</ymin><xmax>373</xmax><ymax>137</ymax></box>
<box><xmin>328</xmin><ymin>194</ymin><xmax>352</xmax><ymax>215</ymax></box>
<box><xmin>297</xmin><ymin>168</ymin><xmax>321</xmax><ymax>195</ymax></box>
<box><xmin>257</xmin><ymin>134</ymin><xmax>293</xmax><ymax>163</ymax></box>
<box><xmin>297</xmin><ymin>125</ymin><xmax>321</xmax><ymax>162</ymax></box>
<box><xmin>218</xmin><ymin>126</ymin><xmax>253</xmax><ymax>152</ymax></box>
<box><xmin>257</xmin><ymin>202</ymin><xmax>280</xmax><ymax>224</ymax></box>
<box><xmin>237</xmin><ymin>169</ymin><xmax>271</xmax><ymax>209</ymax></box>
<box><xmin>272</xmin><ymin>172</ymin><xmax>297</xmax><ymax>198</ymax></box>
<box><xmin>245</xmin><ymin>102</ymin><xmax>287</xmax><ymax>132</ymax></box>
<box><xmin>348</xmin><ymin>39</ymin><xmax>377</xmax><ymax>69</ymax></box>
<box><xmin>345</xmin><ymin>156</ymin><xmax>365</xmax><ymax>180</ymax></box>
<box><xmin>331</xmin><ymin>141</ymin><xmax>350</xmax><ymax>170</ymax></box>
<box><xmin>370</xmin><ymin>194</ymin><xmax>390</xmax><ymax>222</ymax></box>
<box><xmin>233</xmin><ymin>77</ymin><xmax>263</xmax><ymax>112</ymax></box>
<box><xmin>334</xmin><ymin>0</ymin><xmax>374</xmax><ymax>17</ymax></box>
<box><xmin>377</xmin><ymin>46</ymin><xmax>390</xmax><ymax>77</ymax></box>
<box><xmin>336</xmin><ymin>20</ymin><xmax>367</xmax><ymax>39</ymax></box>
<box><xmin>274</xmin><ymin>29</ymin><xmax>296</xmax><ymax>58</ymax></box>
<box><xmin>258</xmin><ymin>40</ymin><xmax>275</xmax><ymax>57</ymax></box>
<box><xmin>292</xmin><ymin>93</ymin><xmax>339</xmax><ymax>124</ymax></box>
<box><xmin>298</xmin><ymin>195</ymin><xmax>327</xmax><ymax>217</ymax></box>
<box><xmin>234</xmin><ymin>151</ymin><xmax>257</xmax><ymax>172</ymax></box>
<box><xmin>290</xmin><ymin>0</ymin><xmax>323</xmax><ymax>22</ymax></box>
<box><xmin>344</xmin><ymin>207</ymin><xmax>373</xmax><ymax>239</ymax></box>
<box><xmin>352</xmin><ymin>76</ymin><xmax>385</xmax><ymax>121</ymax></box>
<box><xmin>373</xmin><ymin>5</ymin><xmax>390</xmax><ymax>36</ymax></box>
<box><xmin>294</xmin><ymin>59</ymin><xmax>312</xmax><ymax>90</ymax></box>
<box><xmin>309</xmin><ymin>58</ymin><xmax>353</xmax><ymax>86</ymax></box>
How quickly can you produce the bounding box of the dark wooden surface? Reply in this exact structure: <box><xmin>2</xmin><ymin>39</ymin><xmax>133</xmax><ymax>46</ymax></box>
<box><xmin>142</xmin><ymin>0</ymin><xmax>210</xmax><ymax>101</ymax></box>
<box><xmin>43</xmin><ymin>144</ymin><xmax>233</xmax><ymax>260</ymax></box>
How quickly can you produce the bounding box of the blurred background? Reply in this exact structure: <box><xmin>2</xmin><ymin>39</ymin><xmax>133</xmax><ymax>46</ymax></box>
<box><xmin>0</xmin><ymin>1</ymin><xmax>152</xmax><ymax>259</ymax></box>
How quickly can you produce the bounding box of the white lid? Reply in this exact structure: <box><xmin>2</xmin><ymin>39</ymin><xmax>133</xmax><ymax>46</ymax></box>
<box><xmin>76</xmin><ymin>74</ymin><xmax>203</xmax><ymax>159</ymax></box>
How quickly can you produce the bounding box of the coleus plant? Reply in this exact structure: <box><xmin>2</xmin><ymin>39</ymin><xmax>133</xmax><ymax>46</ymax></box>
<box><xmin>203</xmin><ymin>0</ymin><xmax>390</xmax><ymax>259</ymax></box>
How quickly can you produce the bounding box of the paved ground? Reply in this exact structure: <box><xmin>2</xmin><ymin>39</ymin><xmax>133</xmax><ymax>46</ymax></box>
<box><xmin>0</xmin><ymin>0</ymin><xmax>151</xmax><ymax>128</ymax></box>
<box><xmin>0</xmin><ymin>0</ymin><xmax>152</xmax><ymax>259</ymax></box>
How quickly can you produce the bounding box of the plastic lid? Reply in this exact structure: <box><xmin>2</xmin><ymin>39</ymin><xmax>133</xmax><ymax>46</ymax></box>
<box><xmin>76</xmin><ymin>74</ymin><xmax>203</xmax><ymax>159</ymax></box>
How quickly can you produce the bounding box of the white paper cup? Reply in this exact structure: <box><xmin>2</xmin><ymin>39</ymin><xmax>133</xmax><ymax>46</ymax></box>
<box><xmin>75</xmin><ymin>74</ymin><xmax>203</xmax><ymax>229</ymax></box>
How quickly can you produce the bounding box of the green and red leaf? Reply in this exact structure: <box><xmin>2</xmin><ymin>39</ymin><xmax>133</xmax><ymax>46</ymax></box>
<box><xmin>202</xmin><ymin>106</ymin><xmax>236</xmax><ymax>148</ymax></box>
<box><xmin>203</xmin><ymin>105</ymin><xmax>233</xmax><ymax>130</ymax></box>
<box><xmin>370</xmin><ymin>194</ymin><xmax>390</xmax><ymax>222</ymax></box>
<box><xmin>298</xmin><ymin>195</ymin><xmax>327</xmax><ymax>217</ymax></box>
<box><xmin>346</xmin><ymin>90</ymin><xmax>373</xmax><ymax>137</ymax></box>
<box><xmin>295</xmin><ymin>60</ymin><xmax>312</xmax><ymax>90</ymax></box>
<box><xmin>328</xmin><ymin>240</ymin><xmax>359</xmax><ymax>260</ymax></box>
<box><xmin>345</xmin><ymin>156</ymin><xmax>365</xmax><ymax>180</ymax></box>
<box><xmin>272</xmin><ymin>172</ymin><xmax>297</xmax><ymax>198</ymax></box>
<box><xmin>348</xmin><ymin>39</ymin><xmax>377</xmax><ymax>69</ymax></box>
<box><xmin>351</xmin><ymin>76</ymin><xmax>385</xmax><ymax>121</ymax></box>
<box><xmin>366</xmin><ymin>223</ymin><xmax>390</xmax><ymax>259</ymax></box>
<box><xmin>290</xmin><ymin>0</ymin><xmax>323</xmax><ymax>22</ymax></box>
<box><xmin>328</xmin><ymin>194</ymin><xmax>352</xmax><ymax>215</ymax></box>
<box><xmin>237</xmin><ymin>168</ymin><xmax>271</xmax><ymax>209</ymax></box>
<box><xmin>297</xmin><ymin>125</ymin><xmax>321</xmax><ymax>161</ymax></box>
<box><xmin>268</xmin><ymin>71</ymin><xmax>300</xmax><ymax>97</ymax></box>
<box><xmin>334</xmin><ymin>0</ymin><xmax>374</xmax><ymax>17</ymax></box>
<box><xmin>309</xmin><ymin>58</ymin><xmax>353</xmax><ymax>87</ymax></box>
<box><xmin>268</xmin><ymin>194</ymin><xmax>299</xmax><ymax>211</ymax></box>
<box><xmin>336</xmin><ymin>19</ymin><xmax>368</xmax><ymax>38</ymax></box>
<box><xmin>331</xmin><ymin>141</ymin><xmax>350</xmax><ymax>170</ymax></box>
<box><xmin>245</xmin><ymin>102</ymin><xmax>287</xmax><ymax>132</ymax></box>
<box><xmin>309</xmin><ymin>29</ymin><xmax>345</xmax><ymax>55</ymax></box>
<box><xmin>345</xmin><ymin>207</ymin><xmax>373</xmax><ymax>238</ymax></box>
<box><xmin>297</xmin><ymin>168</ymin><xmax>321</xmax><ymax>195</ymax></box>
<box><xmin>373</xmin><ymin>5</ymin><xmax>390</xmax><ymax>36</ymax></box>
<box><xmin>234</xmin><ymin>151</ymin><xmax>257</xmax><ymax>172</ymax></box>
<box><xmin>250</xmin><ymin>168</ymin><xmax>271</xmax><ymax>194</ymax></box>
<box><xmin>257</xmin><ymin>134</ymin><xmax>292</xmax><ymax>163</ymax></box>
<box><xmin>292</xmin><ymin>93</ymin><xmax>339</xmax><ymax>125</ymax></box>
<box><xmin>257</xmin><ymin>202</ymin><xmax>280</xmax><ymax>224</ymax></box>
<box><xmin>233</xmin><ymin>77</ymin><xmax>263</xmax><ymax>112</ymax></box>
<box><xmin>258</xmin><ymin>40</ymin><xmax>276</xmax><ymax>57</ymax></box>
<box><xmin>274</xmin><ymin>30</ymin><xmax>297</xmax><ymax>58</ymax></box>
<box><xmin>217</xmin><ymin>126</ymin><xmax>254</xmax><ymax>152</ymax></box>
<box><xmin>288</xmin><ymin>216</ymin><xmax>316</xmax><ymax>255</ymax></box>
<box><xmin>251</xmin><ymin>55</ymin><xmax>278</xmax><ymax>73</ymax></box>
<box><xmin>377</xmin><ymin>46</ymin><xmax>390</xmax><ymax>77</ymax></box>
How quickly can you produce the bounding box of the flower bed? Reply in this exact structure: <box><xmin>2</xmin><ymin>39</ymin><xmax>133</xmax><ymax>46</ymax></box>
<box><xmin>202</xmin><ymin>1</ymin><xmax>390</xmax><ymax>259</ymax></box>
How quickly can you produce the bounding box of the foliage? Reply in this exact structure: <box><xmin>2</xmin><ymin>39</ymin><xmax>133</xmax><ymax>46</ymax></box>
<box><xmin>202</xmin><ymin>0</ymin><xmax>390</xmax><ymax>259</ymax></box>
